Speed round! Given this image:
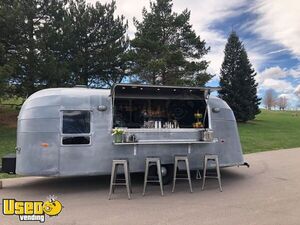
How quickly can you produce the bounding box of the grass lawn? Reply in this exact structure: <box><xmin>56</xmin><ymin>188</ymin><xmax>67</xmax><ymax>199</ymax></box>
<box><xmin>0</xmin><ymin>105</ymin><xmax>19</xmax><ymax>179</ymax></box>
<box><xmin>0</xmin><ymin>105</ymin><xmax>299</xmax><ymax>178</ymax></box>
<box><xmin>238</xmin><ymin>109</ymin><xmax>300</xmax><ymax>154</ymax></box>
<box><xmin>0</xmin><ymin>124</ymin><xmax>18</xmax><ymax>179</ymax></box>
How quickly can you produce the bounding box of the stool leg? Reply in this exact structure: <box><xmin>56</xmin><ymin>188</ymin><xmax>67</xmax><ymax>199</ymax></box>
<box><xmin>128</xmin><ymin>171</ymin><xmax>133</xmax><ymax>194</ymax></box>
<box><xmin>172</xmin><ymin>159</ymin><xmax>178</xmax><ymax>193</ymax></box>
<box><xmin>196</xmin><ymin>169</ymin><xmax>202</xmax><ymax>179</ymax></box>
<box><xmin>124</xmin><ymin>162</ymin><xmax>131</xmax><ymax>199</ymax></box>
<box><xmin>216</xmin><ymin>158</ymin><xmax>222</xmax><ymax>192</ymax></box>
<box><xmin>202</xmin><ymin>157</ymin><xmax>207</xmax><ymax>191</ymax></box>
<box><xmin>185</xmin><ymin>159</ymin><xmax>193</xmax><ymax>193</ymax></box>
<box><xmin>112</xmin><ymin>164</ymin><xmax>118</xmax><ymax>193</ymax></box>
<box><xmin>142</xmin><ymin>160</ymin><xmax>149</xmax><ymax>196</ymax></box>
<box><xmin>108</xmin><ymin>162</ymin><xmax>116</xmax><ymax>200</ymax></box>
<box><xmin>127</xmin><ymin>161</ymin><xmax>132</xmax><ymax>193</ymax></box>
<box><xmin>157</xmin><ymin>161</ymin><xmax>164</xmax><ymax>196</ymax></box>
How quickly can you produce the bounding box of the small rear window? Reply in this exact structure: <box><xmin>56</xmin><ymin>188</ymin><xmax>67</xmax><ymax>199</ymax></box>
<box><xmin>62</xmin><ymin>136</ymin><xmax>90</xmax><ymax>145</ymax></box>
<box><xmin>62</xmin><ymin>110</ymin><xmax>90</xmax><ymax>134</ymax></box>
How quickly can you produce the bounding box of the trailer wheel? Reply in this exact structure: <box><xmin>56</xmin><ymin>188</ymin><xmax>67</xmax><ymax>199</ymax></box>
<box><xmin>148</xmin><ymin>164</ymin><xmax>174</xmax><ymax>185</ymax></box>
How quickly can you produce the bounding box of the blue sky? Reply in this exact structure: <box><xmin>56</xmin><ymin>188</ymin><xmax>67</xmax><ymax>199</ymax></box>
<box><xmin>87</xmin><ymin>0</ymin><xmax>300</xmax><ymax>107</ymax></box>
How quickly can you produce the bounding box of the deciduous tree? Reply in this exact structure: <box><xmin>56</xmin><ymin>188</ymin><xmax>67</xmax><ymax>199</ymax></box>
<box><xmin>277</xmin><ymin>96</ymin><xmax>288</xmax><ymax>110</ymax></box>
<box><xmin>263</xmin><ymin>89</ymin><xmax>276</xmax><ymax>110</ymax></box>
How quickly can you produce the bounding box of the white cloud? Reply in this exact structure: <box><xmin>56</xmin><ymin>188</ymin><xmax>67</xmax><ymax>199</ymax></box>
<box><xmin>257</xmin><ymin>66</ymin><xmax>300</xmax><ymax>84</ymax></box>
<box><xmin>295</xmin><ymin>85</ymin><xmax>300</xmax><ymax>96</ymax></box>
<box><xmin>250</xmin><ymin>0</ymin><xmax>300</xmax><ymax>59</ymax></box>
<box><xmin>257</xmin><ymin>66</ymin><xmax>300</xmax><ymax>107</ymax></box>
<box><xmin>266</xmin><ymin>48</ymin><xmax>289</xmax><ymax>55</ymax></box>
<box><xmin>261</xmin><ymin>78</ymin><xmax>294</xmax><ymax>93</ymax></box>
<box><xmin>256</xmin><ymin>66</ymin><xmax>287</xmax><ymax>83</ymax></box>
<box><xmin>290</xmin><ymin>68</ymin><xmax>300</xmax><ymax>79</ymax></box>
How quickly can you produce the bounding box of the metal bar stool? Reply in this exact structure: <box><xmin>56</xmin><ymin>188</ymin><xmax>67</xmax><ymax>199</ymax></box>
<box><xmin>172</xmin><ymin>155</ymin><xmax>193</xmax><ymax>193</ymax></box>
<box><xmin>202</xmin><ymin>154</ymin><xmax>222</xmax><ymax>192</ymax></box>
<box><xmin>108</xmin><ymin>159</ymin><xmax>132</xmax><ymax>200</ymax></box>
<box><xmin>143</xmin><ymin>157</ymin><xmax>164</xmax><ymax>196</ymax></box>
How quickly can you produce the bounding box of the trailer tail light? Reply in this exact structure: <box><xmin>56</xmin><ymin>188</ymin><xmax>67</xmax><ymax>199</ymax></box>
<box><xmin>41</xmin><ymin>143</ymin><xmax>49</xmax><ymax>148</ymax></box>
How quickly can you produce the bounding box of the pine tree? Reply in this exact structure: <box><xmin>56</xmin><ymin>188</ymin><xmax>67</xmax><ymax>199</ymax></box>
<box><xmin>0</xmin><ymin>0</ymin><xmax>65</xmax><ymax>97</ymax></box>
<box><xmin>218</xmin><ymin>31</ymin><xmax>260</xmax><ymax>122</ymax></box>
<box><xmin>0</xmin><ymin>0</ymin><xmax>130</xmax><ymax>97</ymax></box>
<box><xmin>39</xmin><ymin>0</ymin><xmax>72</xmax><ymax>88</ymax></box>
<box><xmin>0</xmin><ymin>0</ymin><xmax>17</xmax><ymax>98</ymax></box>
<box><xmin>66</xmin><ymin>0</ymin><xmax>130</xmax><ymax>87</ymax></box>
<box><xmin>130</xmin><ymin>0</ymin><xmax>212</xmax><ymax>86</ymax></box>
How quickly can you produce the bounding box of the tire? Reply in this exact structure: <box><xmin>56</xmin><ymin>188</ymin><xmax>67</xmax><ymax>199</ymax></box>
<box><xmin>148</xmin><ymin>164</ymin><xmax>174</xmax><ymax>185</ymax></box>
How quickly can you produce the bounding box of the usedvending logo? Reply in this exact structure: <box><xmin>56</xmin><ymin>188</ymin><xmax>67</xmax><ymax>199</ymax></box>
<box><xmin>2</xmin><ymin>195</ymin><xmax>63</xmax><ymax>223</ymax></box>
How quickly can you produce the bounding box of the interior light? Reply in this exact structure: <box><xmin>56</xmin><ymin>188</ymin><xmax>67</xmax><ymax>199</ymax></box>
<box><xmin>140</xmin><ymin>88</ymin><xmax>143</xmax><ymax>90</ymax></box>
<box><xmin>122</xmin><ymin>87</ymin><xmax>126</xmax><ymax>90</ymax></box>
<box><xmin>173</xmin><ymin>89</ymin><xmax>176</xmax><ymax>91</ymax></box>
<box><xmin>157</xmin><ymin>88</ymin><xmax>160</xmax><ymax>91</ymax></box>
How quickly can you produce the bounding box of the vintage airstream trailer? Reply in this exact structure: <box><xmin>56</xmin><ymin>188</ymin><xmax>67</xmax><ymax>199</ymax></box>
<box><xmin>15</xmin><ymin>84</ymin><xmax>247</xmax><ymax>180</ymax></box>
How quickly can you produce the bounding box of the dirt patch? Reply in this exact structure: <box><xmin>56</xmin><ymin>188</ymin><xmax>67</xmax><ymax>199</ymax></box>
<box><xmin>0</xmin><ymin>106</ymin><xmax>18</xmax><ymax>128</ymax></box>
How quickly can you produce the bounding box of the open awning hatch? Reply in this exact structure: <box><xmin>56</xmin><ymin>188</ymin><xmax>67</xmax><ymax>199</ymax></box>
<box><xmin>111</xmin><ymin>84</ymin><xmax>220</xmax><ymax>100</ymax></box>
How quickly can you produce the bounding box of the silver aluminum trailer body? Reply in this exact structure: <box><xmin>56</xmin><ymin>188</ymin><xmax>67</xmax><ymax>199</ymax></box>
<box><xmin>16</xmin><ymin>86</ymin><xmax>245</xmax><ymax>176</ymax></box>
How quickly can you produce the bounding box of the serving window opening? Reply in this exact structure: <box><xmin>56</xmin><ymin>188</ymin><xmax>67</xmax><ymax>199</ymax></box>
<box><xmin>112</xmin><ymin>85</ymin><xmax>209</xmax><ymax>129</ymax></box>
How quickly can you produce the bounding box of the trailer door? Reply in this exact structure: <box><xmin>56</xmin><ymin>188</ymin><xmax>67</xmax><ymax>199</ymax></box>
<box><xmin>59</xmin><ymin>109</ymin><xmax>93</xmax><ymax>175</ymax></box>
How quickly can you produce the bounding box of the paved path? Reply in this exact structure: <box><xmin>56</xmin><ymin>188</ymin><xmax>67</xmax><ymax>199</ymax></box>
<box><xmin>1</xmin><ymin>148</ymin><xmax>300</xmax><ymax>225</ymax></box>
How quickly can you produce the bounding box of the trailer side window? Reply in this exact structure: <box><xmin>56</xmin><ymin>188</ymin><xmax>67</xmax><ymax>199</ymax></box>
<box><xmin>62</xmin><ymin>110</ymin><xmax>91</xmax><ymax>145</ymax></box>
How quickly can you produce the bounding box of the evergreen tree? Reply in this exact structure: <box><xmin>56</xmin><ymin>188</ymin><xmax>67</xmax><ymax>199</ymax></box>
<box><xmin>130</xmin><ymin>0</ymin><xmax>212</xmax><ymax>86</ymax></box>
<box><xmin>0</xmin><ymin>0</ymin><xmax>64</xmax><ymax>97</ymax></box>
<box><xmin>12</xmin><ymin>0</ymin><xmax>53</xmax><ymax>97</ymax></box>
<box><xmin>0</xmin><ymin>0</ymin><xmax>130</xmax><ymax>97</ymax></box>
<box><xmin>67</xmin><ymin>0</ymin><xmax>129</xmax><ymax>87</ymax></box>
<box><xmin>0</xmin><ymin>1</ymin><xmax>16</xmax><ymax>98</ymax></box>
<box><xmin>90</xmin><ymin>1</ymin><xmax>130</xmax><ymax>87</ymax></box>
<box><xmin>218</xmin><ymin>31</ymin><xmax>260</xmax><ymax>122</ymax></box>
<box><xmin>39</xmin><ymin>0</ymin><xmax>72</xmax><ymax>88</ymax></box>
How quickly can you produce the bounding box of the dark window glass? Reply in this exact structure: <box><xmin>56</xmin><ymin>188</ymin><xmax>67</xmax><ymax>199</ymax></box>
<box><xmin>63</xmin><ymin>111</ymin><xmax>90</xmax><ymax>134</ymax></box>
<box><xmin>62</xmin><ymin>136</ymin><xmax>90</xmax><ymax>145</ymax></box>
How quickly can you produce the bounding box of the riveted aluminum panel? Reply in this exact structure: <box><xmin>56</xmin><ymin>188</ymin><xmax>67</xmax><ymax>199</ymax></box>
<box><xmin>16</xmin><ymin>132</ymin><xmax>59</xmax><ymax>175</ymax></box>
<box><xmin>16</xmin><ymin>87</ymin><xmax>245</xmax><ymax>176</ymax></box>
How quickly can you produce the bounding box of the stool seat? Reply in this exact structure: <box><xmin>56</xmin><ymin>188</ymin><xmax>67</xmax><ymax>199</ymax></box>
<box><xmin>205</xmin><ymin>155</ymin><xmax>219</xmax><ymax>161</ymax></box>
<box><xmin>172</xmin><ymin>155</ymin><xmax>193</xmax><ymax>193</ymax></box>
<box><xmin>145</xmin><ymin>157</ymin><xmax>160</xmax><ymax>161</ymax></box>
<box><xmin>202</xmin><ymin>154</ymin><xmax>222</xmax><ymax>192</ymax></box>
<box><xmin>143</xmin><ymin>157</ymin><xmax>164</xmax><ymax>196</ymax></box>
<box><xmin>174</xmin><ymin>155</ymin><xmax>189</xmax><ymax>160</ymax></box>
<box><xmin>108</xmin><ymin>159</ymin><xmax>132</xmax><ymax>200</ymax></box>
<box><xmin>112</xmin><ymin>159</ymin><xmax>129</xmax><ymax>163</ymax></box>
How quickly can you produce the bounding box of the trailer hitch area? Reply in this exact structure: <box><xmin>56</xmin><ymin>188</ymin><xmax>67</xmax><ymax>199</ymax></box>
<box><xmin>238</xmin><ymin>162</ymin><xmax>250</xmax><ymax>168</ymax></box>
